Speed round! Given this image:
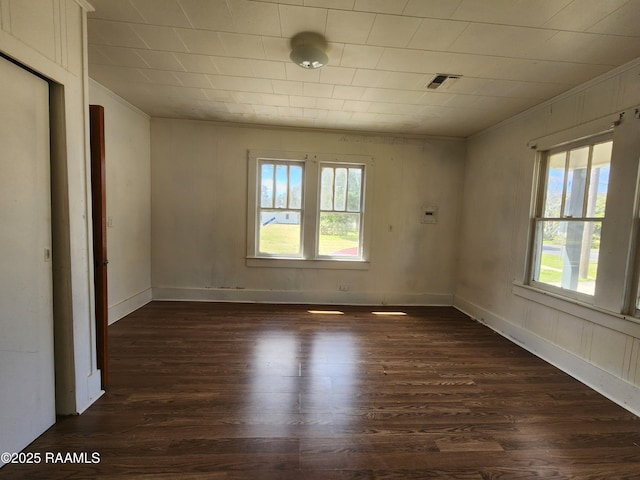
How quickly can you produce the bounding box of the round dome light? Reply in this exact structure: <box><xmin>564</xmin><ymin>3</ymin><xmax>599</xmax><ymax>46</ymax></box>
<box><xmin>290</xmin><ymin>45</ymin><xmax>328</xmax><ymax>69</ymax></box>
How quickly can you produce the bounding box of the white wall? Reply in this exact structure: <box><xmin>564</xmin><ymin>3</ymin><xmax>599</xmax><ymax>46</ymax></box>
<box><xmin>151</xmin><ymin>119</ymin><xmax>466</xmax><ymax>305</ymax></box>
<box><xmin>455</xmin><ymin>58</ymin><xmax>640</xmax><ymax>415</ymax></box>
<box><xmin>89</xmin><ymin>80</ymin><xmax>152</xmax><ymax>323</ymax></box>
<box><xmin>0</xmin><ymin>0</ymin><xmax>102</xmax><ymax>414</ymax></box>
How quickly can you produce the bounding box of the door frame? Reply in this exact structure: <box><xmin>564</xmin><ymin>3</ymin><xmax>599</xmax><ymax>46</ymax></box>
<box><xmin>90</xmin><ymin>104</ymin><xmax>108</xmax><ymax>389</ymax></box>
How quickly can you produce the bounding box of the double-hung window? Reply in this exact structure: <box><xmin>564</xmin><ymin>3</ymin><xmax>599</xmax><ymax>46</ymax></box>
<box><xmin>248</xmin><ymin>151</ymin><xmax>372</xmax><ymax>266</ymax></box>
<box><xmin>522</xmin><ymin>112</ymin><xmax>640</xmax><ymax>318</ymax></box>
<box><xmin>318</xmin><ymin>164</ymin><xmax>364</xmax><ymax>258</ymax></box>
<box><xmin>530</xmin><ymin>135</ymin><xmax>612</xmax><ymax>298</ymax></box>
<box><xmin>258</xmin><ymin>160</ymin><xmax>304</xmax><ymax>257</ymax></box>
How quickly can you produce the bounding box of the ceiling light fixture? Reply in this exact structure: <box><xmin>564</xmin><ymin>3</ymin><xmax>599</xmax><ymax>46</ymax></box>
<box><xmin>290</xmin><ymin>32</ymin><xmax>328</xmax><ymax>69</ymax></box>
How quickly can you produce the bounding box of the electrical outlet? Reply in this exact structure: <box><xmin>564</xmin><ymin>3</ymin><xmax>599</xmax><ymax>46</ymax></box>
<box><xmin>421</xmin><ymin>205</ymin><xmax>438</xmax><ymax>224</ymax></box>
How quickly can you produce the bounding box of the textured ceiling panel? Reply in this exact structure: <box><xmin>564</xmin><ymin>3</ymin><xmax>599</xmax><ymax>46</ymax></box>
<box><xmin>88</xmin><ymin>0</ymin><xmax>640</xmax><ymax>137</ymax></box>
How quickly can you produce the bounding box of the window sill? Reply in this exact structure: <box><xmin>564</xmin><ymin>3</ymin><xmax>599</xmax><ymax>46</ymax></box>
<box><xmin>246</xmin><ymin>256</ymin><xmax>370</xmax><ymax>270</ymax></box>
<box><xmin>512</xmin><ymin>282</ymin><xmax>640</xmax><ymax>336</ymax></box>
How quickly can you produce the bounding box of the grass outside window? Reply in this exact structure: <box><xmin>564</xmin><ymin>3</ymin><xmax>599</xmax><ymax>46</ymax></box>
<box><xmin>260</xmin><ymin>223</ymin><xmax>359</xmax><ymax>256</ymax></box>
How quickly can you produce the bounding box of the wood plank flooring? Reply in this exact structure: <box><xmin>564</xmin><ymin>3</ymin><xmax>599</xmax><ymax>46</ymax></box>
<box><xmin>1</xmin><ymin>302</ymin><xmax>640</xmax><ymax>479</ymax></box>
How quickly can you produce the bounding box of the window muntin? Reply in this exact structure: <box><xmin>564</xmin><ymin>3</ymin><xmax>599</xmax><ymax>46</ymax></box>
<box><xmin>531</xmin><ymin>138</ymin><xmax>612</xmax><ymax>297</ymax></box>
<box><xmin>318</xmin><ymin>164</ymin><xmax>364</xmax><ymax>258</ymax></box>
<box><xmin>258</xmin><ymin>160</ymin><xmax>304</xmax><ymax>256</ymax></box>
<box><xmin>250</xmin><ymin>153</ymin><xmax>371</xmax><ymax>264</ymax></box>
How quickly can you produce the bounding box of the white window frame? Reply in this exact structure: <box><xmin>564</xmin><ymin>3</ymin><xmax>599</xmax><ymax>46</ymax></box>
<box><xmin>256</xmin><ymin>159</ymin><xmax>305</xmax><ymax>258</ymax></box>
<box><xmin>528</xmin><ymin>133</ymin><xmax>613</xmax><ymax>303</ymax></box>
<box><xmin>519</xmin><ymin>110</ymin><xmax>640</xmax><ymax>319</ymax></box>
<box><xmin>316</xmin><ymin>162</ymin><xmax>365</xmax><ymax>260</ymax></box>
<box><xmin>247</xmin><ymin>150</ymin><xmax>374</xmax><ymax>270</ymax></box>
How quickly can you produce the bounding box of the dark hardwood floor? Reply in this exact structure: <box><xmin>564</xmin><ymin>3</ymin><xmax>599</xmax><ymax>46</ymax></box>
<box><xmin>2</xmin><ymin>302</ymin><xmax>640</xmax><ymax>479</ymax></box>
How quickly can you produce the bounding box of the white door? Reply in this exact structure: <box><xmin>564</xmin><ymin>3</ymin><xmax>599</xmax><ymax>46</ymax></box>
<box><xmin>0</xmin><ymin>56</ymin><xmax>55</xmax><ymax>465</ymax></box>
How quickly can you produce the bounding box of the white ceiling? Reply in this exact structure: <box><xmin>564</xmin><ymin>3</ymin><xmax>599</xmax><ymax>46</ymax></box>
<box><xmin>87</xmin><ymin>0</ymin><xmax>640</xmax><ymax>137</ymax></box>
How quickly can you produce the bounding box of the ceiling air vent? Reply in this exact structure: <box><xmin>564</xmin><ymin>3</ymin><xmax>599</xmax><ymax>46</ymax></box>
<box><xmin>426</xmin><ymin>74</ymin><xmax>461</xmax><ymax>90</ymax></box>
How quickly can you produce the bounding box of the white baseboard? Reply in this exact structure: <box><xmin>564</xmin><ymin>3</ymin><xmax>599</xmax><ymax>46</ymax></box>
<box><xmin>108</xmin><ymin>288</ymin><xmax>152</xmax><ymax>325</ymax></box>
<box><xmin>454</xmin><ymin>295</ymin><xmax>640</xmax><ymax>417</ymax></box>
<box><xmin>151</xmin><ymin>286</ymin><xmax>453</xmax><ymax>306</ymax></box>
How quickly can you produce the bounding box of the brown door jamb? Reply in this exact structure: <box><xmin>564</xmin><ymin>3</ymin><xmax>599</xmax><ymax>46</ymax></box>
<box><xmin>90</xmin><ymin>104</ymin><xmax>108</xmax><ymax>389</ymax></box>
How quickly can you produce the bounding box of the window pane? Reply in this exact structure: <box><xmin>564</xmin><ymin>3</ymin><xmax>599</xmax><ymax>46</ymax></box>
<box><xmin>565</xmin><ymin>147</ymin><xmax>589</xmax><ymax>217</ymax></box>
<box><xmin>334</xmin><ymin>168</ymin><xmax>347</xmax><ymax>211</ymax></box>
<box><xmin>275</xmin><ymin>165</ymin><xmax>288</xmax><ymax>208</ymax></box>
<box><xmin>347</xmin><ymin>168</ymin><xmax>362</xmax><ymax>212</ymax></box>
<box><xmin>289</xmin><ymin>165</ymin><xmax>303</xmax><ymax>209</ymax></box>
<box><xmin>259</xmin><ymin>211</ymin><xmax>301</xmax><ymax>255</ymax></box>
<box><xmin>535</xmin><ymin>220</ymin><xmax>601</xmax><ymax>296</ymax></box>
<box><xmin>543</xmin><ymin>153</ymin><xmax>565</xmax><ymax>218</ymax></box>
<box><xmin>586</xmin><ymin>141</ymin><xmax>612</xmax><ymax>218</ymax></box>
<box><xmin>318</xmin><ymin>212</ymin><xmax>360</xmax><ymax>257</ymax></box>
<box><xmin>260</xmin><ymin>164</ymin><xmax>274</xmax><ymax>208</ymax></box>
<box><xmin>320</xmin><ymin>167</ymin><xmax>334</xmax><ymax>210</ymax></box>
